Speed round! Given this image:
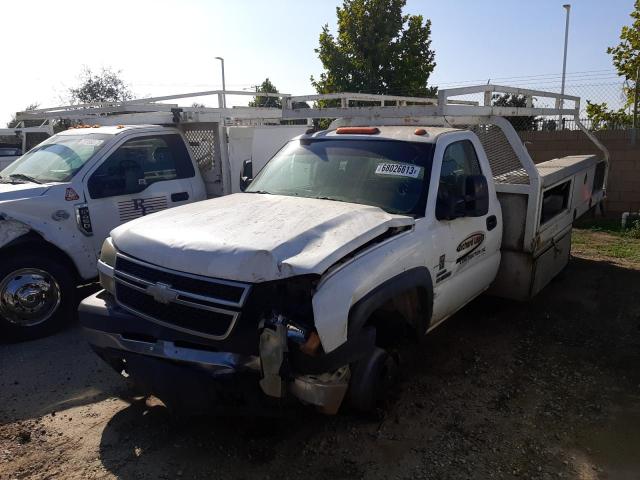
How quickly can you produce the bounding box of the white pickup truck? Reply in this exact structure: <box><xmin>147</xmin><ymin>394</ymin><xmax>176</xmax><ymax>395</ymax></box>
<box><xmin>79</xmin><ymin>86</ymin><xmax>609</xmax><ymax>414</ymax></box>
<box><xmin>0</xmin><ymin>91</ymin><xmax>306</xmax><ymax>339</ymax></box>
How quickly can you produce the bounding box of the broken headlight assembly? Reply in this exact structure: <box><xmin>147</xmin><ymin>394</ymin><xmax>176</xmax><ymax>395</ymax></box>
<box><xmin>257</xmin><ymin>291</ymin><xmax>351</xmax><ymax>414</ymax></box>
<box><xmin>257</xmin><ymin>275</ymin><xmax>323</xmax><ymax>396</ymax></box>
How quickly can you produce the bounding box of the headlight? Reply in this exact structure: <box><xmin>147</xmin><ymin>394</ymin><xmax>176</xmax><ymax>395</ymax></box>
<box><xmin>98</xmin><ymin>237</ymin><xmax>117</xmax><ymax>294</ymax></box>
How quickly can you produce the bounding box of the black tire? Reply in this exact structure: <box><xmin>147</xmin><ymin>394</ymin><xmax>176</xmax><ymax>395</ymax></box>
<box><xmin>347</xmin><ymin>347</ymin><xmax>399</xmax><ymax>414</ymax></box>
<box><xmin>0</xmin><ymin>253</ymin><xmax>76</xmax><ymax>341</ymax></box>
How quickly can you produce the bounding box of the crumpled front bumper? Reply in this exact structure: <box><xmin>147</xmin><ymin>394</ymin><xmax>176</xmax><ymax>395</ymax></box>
<box><xmin>79</xmin><ymin>290</ymin><xmax>269</xmax><ymax>412</ymax></box>
<box><xmin>79</xmin><ymin>291</ymin><xmax>367</xmax><ymax>414</ymax></box>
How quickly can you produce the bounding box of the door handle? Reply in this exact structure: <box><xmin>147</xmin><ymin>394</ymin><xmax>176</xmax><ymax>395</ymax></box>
<box><xmin>486</xmin><ymin>215</ymin><xmax>497</xmax><ymax>231</ymax></box>
<box><xmin>171</xmin><ymin>192</ymin><xmax>189</xmax><ymax>202</ymax></box>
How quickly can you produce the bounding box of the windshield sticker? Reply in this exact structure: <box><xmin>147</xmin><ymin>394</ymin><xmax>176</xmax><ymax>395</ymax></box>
<box><xmin>375</xmin><ymin>162</ymin><xmax>422</xmax><ymax>178</ymax></box>
<box><xmin>78</xmin><ymin>139</ymin><xmax>104</xmax><ymax>146</ymax></box>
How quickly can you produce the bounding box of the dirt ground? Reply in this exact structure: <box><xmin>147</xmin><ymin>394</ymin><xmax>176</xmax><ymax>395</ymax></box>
<box><xmin>1</xmin><ymin>230</ymin><xmax>640</xmax><ymax>480</ymax></box>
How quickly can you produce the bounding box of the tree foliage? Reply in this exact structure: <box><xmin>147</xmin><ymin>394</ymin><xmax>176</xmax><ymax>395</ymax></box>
<box><xmin>607</xmin><ymin>0</ymin><xmax>640</xmax><ymax>84</ymax></box>
<box><xmin>311</xmin><ymin>0</ymin><xmax>436</xmax><ymax>97</ymax></box>
<box><xmin>589</xmin><ymin>1</ymin><xmax>640</xmax><ymax>127</ymax></box>
<box><xmin>585</xmin><ymin>101</ymin><xmax>632</xmax><ymax>130</ymax></box>
<box><xmin>69</xmin><ymin>67</ymin><xmax>133</xmax><ymax>104</ymax></box>
<box><xmin>248</xmin><ymin>78</ymin><xmax>282</xmax><ymax>108</ymax></box>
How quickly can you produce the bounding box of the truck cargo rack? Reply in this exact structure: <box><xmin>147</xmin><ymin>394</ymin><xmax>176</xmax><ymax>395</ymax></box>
<box><xmin>15</xmin><ymin>90</ymin><xmax>291</xmax><ymax>126</ymax></box>
<box><xmin>14</xmin><ymin>84</ymin><xmax>610</xmax><ymax>261</ymax></box>
<box><xmin>280</xmin><ymin>85</ymin><xmax>610</xmax><ymax>263</ymax></box>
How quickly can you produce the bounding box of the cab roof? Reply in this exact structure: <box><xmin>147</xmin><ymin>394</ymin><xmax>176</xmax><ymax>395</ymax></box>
<box><xmin>303</xmin><ymin>125</ymin><xmax>462</xmax><ymax>144</ymax></box>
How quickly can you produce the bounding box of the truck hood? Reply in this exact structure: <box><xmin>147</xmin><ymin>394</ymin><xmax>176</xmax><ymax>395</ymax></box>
<box><xmin>111</xmin><ymin>193</ymin><xmax>414</xmax><ymax>283</ymax></box>
<box><xmin>0</xmin><ymin>183</ymin><xmax>51</xmax><ymax>203</ymax></box>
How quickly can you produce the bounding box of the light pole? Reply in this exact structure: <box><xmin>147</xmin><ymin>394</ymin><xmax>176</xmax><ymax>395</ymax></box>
<box><xmin>560</xmin><ymin>4</ymin><xmax>571</xmax><ymax>129</ymax></box>
<box><xmin>215</xmin><ymin>56</ymin><xmax>226</xmax><ymax>109</ymax></box>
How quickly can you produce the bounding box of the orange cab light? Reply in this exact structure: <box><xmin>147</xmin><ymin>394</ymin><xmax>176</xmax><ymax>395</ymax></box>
<box><xmin>116</xmin><ymin>125</ymin><xmax>125</xmax><ymax>129</ymax></box>
<box><xmin>414</xmin><ymin>128</ymin><xmax>428</xmax><ymax>136</ymax></box>
<box><xmin>92</xmin><ymin>124</ymin><xmax>100</xmax><ymax>128</ymax></box>
<box><xmin>335</xmin><ymin>126</ymin><xmax>380</xmax><ymax>135</ymax></box>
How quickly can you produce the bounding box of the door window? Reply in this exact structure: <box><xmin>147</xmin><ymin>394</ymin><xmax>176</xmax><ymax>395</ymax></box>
<box><xmin>88</xmin><ymin>134</ymin><xmax>195</xmax><ymax>199</ymax></box>
<box><xmin>437</xmin><ymin>140</ymin><xmax>483</xmax><ymax>218</ymax></box>
<box><xmin>439</xmin><ymin>140</ymin><xmax>481</xmax><ymax>193</ymax></box>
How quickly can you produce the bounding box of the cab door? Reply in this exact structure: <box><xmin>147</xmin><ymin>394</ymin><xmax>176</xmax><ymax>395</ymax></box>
<box><xmin>430</xmin><ymin>135</ymin><xmax>502</xmax><ymax>323</ymax></box>
<box><xmin>83</xmin><ymin>132</ymin><xmax>197</xmax><ymax>254</ymax></box>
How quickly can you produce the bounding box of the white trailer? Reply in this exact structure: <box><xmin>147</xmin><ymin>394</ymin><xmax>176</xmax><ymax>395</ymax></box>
<box><xmin>81</xmin><ymin>85</ymin><xmax>609</xmax><ymax>414</ymax></box>
<box><xmin>0</xmin><ymin>91</ymin><xmax>308</xmax><ymax>339</ymax></box>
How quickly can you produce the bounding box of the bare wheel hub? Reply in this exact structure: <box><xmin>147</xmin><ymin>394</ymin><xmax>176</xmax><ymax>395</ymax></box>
<box><xmin>0</xmin><ymin>269</ymin><xmax>61</xmax><ymax>327</ymax></box>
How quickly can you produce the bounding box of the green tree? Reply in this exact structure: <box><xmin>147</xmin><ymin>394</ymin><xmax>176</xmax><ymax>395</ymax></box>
<box><xmin>69</xmin><ymin>66</ymin><xmax>133</xmax><ymax>104</ymax></box>
<box><xmin>588</xmin><ymin>1</ymin><xmax>639</xmax><ymax>128</ymax></box>
<box><xmin>585</xmin><ymin>101</ymin><xmax>632</xmax><ymax>130</ymax></box>
<box><xmin>607</xmin><ymin>0</ymin><xmax>640</xmax><ymax>88</ymax></box>
<box><xmin>311</xmin><ymin>0</ymin><xmax>436</xmax><ymax>98</ymax></box>
<box><xmin>492</xmin><ymin>94</ymin><xmax>537</xmax><ymax>131</ymax></box>
<box><xmin>248</xmin><ymin>78</ymin><xmax>282</xmax><ymax>108</ymax></box>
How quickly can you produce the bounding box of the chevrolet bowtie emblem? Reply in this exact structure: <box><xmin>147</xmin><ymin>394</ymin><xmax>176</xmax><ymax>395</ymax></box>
<box><xmin>146</xmin><ymin>282</ymin><xmax>178</xmax><ymax>304</ymax></box>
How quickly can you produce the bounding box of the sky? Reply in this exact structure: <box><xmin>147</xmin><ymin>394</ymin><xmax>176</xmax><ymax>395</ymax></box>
<box><xmin>0</xmin><ymin>0</ymin><xmax>635</xmax><ymax>125</ymax></box>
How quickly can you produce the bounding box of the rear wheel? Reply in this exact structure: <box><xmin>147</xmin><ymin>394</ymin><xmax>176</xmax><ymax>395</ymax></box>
<box><xmin>348</xmin><ymin>347</ymin><xmax>399</xmax><ymax>414</ymax></box>
<box><xmin>0</xmin><ymin>254</ymin><xmax>76</xmax><ymax>341</ymax></box>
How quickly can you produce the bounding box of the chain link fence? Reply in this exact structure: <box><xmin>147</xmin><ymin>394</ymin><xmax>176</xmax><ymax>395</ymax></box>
<box><xmin>433</xmin><ymin>75</ymin><xmax>635</xmax><ymax>132</ymax></box>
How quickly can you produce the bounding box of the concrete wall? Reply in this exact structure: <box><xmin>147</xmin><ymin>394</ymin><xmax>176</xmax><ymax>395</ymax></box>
<box><xmin>519</xmin><ymin>129</ymin><xmax>640</xmax><ymax>216</ymax></box>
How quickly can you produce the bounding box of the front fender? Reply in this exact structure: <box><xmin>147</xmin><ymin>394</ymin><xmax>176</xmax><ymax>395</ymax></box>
<box><xmin>0</xmin><ymin>197</ymin><xmax>97</xmax><ymax>279</ymax></box>
<box><xmin>312</xmin><ymin>230</ymin><xmax>431</xmax><ymax>353</ymax></box>
<box><xmin>0</xmin><ymin>219</ymin><xmax>31</xmax><ymax>249</ymax></box>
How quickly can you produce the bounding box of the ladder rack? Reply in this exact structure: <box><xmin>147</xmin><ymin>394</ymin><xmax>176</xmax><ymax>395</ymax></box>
<box><xmin>12</xmin><ymin>83</ymin><xmax>606</xmax><ymax>167</ymax></box>
<box><xmin>15</xmin><ymin>84</ymin><xmax>581</xmax><ymax>126</ymax></box>
<box><xmin>281</xmin><ymin>84</ymin><xmax>581</xmax><ymax>120</ymax></box>
<box><xmin>15</xmin><ymin>90</ymin><xmax>289</xmax><ymax>126</ymax></box>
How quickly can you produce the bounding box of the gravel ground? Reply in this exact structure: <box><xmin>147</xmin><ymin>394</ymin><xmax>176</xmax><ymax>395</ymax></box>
<box><xmin>1</xmin><ymin>232</ymin><xmax>639</xmax><ymax>480</ymax></box>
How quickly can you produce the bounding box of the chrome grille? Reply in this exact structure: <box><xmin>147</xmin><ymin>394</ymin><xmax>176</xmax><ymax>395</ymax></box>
<box><xmin>113</xmin><ymin>253</ymin><xmax>251</xmax><ymax>340</ymax></box>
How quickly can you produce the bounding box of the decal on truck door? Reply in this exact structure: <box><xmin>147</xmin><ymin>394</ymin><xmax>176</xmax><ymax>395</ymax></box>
<box><xmin>118</xmin><ymin>196</ymin><xmax>168</xmax><ymax>222</ymax></box>
<box><xmin>455</xmin><ymin>232</ymin><xmax>485</xmax><ymax>265</ymax></box>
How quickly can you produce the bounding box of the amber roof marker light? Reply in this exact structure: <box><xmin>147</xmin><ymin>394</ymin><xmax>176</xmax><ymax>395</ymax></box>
<box><xmin>335</xmin><ymin>127</ymin><xmax>380</xmax><ymax>135</ymax></box>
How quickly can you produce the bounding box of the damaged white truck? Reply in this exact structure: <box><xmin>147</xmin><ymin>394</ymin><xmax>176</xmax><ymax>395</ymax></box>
<box><xmin>0</xmin><ymin>91</ymin><xmax>306</xmax><ymax>339</ymax></box>
<box><xmin>79</xmin><ymin>86</ymin><xmax>609</xmax><ymax>414</ymax></box>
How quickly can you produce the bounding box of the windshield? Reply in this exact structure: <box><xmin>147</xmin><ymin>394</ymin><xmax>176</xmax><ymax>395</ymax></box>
<box><xmin>0</xmin><ymin>133</ymin><xmax>111</xmax><ymax>183</ymax></box>
<box><xmin>246</xmin><ymin>138</ymin><xmax>434</xmax><ymax>215</ymax></box>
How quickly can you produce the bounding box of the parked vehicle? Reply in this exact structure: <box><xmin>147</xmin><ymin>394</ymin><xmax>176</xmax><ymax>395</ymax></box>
<box><xmin>0</xmin><ymin>91</ymin><xmax>307</xmax><ymax>339</ymax></box>
<box><xmin>0</xmin><ymin>126</ymin><xmax>53</xmax><ymax>170</ymax></box>
<box><xmin>0</xmin><ymin>147</ymin><xmax>22</xmax><ymax>170</ymax></box>
<box><xmin>79</xmin><ymin>85</ymin><xmax>609</xmax><ymax>414</ymax></box>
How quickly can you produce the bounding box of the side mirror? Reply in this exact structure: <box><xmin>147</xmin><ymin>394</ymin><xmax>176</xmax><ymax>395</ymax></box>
<box><xmin>240</xmin><ymin>159</ymin><xmax>253</xmax><ymax>192</ymax></box>
<box><xmin>436</xmin><ymin>186</ymin><xmax>465</xmax><ymax>220</ymax></box>
<box><xmin>464</xmin><ymin>175</ymin><xmax>489</xmax><ymax>217</ymax></box>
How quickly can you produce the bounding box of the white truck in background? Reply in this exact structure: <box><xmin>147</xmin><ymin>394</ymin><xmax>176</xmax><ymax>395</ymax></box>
<box><xmin>80</xmin><ymin>86</ymin><xmax>609</xmax><ymax>415</ymax></box>
<box><xmin>0</xmin><ymin>91</ymin><xmax>307</xmax><ymax>340</ymax></box>
<box><xmin>0</xmin><ymin>126</ymin><xmax>54</xmax><ymax>170</ymax></box>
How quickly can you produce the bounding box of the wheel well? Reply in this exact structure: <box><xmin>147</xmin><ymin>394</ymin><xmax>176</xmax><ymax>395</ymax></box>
<box><xmin>365</xmin><ymin>287</ymin><xmax>430</xmax><ymax>348</ymax></box>
<box><xmin>348</xmin><ymin>267</ymin><xmax>434</xmax><ymax>348</ymax></box>
<box><xmin>0</xmin><ymin>232</ymin><xmax>82</xmax><ymax>282</ymax></box>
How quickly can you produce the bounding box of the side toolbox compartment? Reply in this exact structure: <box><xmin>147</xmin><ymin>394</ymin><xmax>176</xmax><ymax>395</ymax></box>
<box><xmin>489</xmin><ymin>154</ymin><xmax>606</xmax><ymax>301</ymax></box>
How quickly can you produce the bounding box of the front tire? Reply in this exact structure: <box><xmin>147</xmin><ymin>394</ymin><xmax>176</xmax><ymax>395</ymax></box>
<box><xmin>0</xmin><ymin>254</ymin><xmax>76</xmax><ymax>341</ymax></box>
<box><xmin>347</xmin><ymin>347</ymin><xmax>399</xmax><ymax>414</ymax></box>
